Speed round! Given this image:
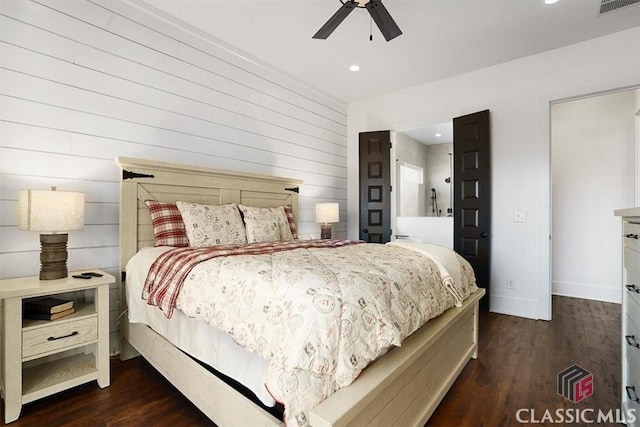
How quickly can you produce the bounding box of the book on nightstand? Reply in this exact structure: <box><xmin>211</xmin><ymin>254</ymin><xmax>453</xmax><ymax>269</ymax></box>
<box><xmin>25</xmin><ymin>297</ymin><xmax>74</xmax><ymax>314</ymax></box>
<box><xmin>24</xmin><ymin>307</ymin><xmax>76</xmax><ymax>321</ymax></box>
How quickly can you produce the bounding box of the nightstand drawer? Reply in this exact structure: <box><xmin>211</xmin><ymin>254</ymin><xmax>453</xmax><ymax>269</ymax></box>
<box><xmin>22</xmin><ymin>316</ymin><xmax>97</xmax><ymax>360</ymax></box>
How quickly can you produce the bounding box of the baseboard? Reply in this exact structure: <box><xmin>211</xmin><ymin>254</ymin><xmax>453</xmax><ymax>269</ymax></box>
<box><xmin>552</xmin><ymin>281</ymin><xmax>621</xmax><ymax>304</ymax></box>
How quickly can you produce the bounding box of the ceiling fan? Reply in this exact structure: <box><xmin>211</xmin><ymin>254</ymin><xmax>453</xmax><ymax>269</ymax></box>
<box><xmin>313</xmin><ymin>0</ymin><xmax>402</xmax><ymax>42</ymax></box>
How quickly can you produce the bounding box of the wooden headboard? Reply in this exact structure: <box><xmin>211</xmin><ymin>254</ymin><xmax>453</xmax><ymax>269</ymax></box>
<box><xmin>116</xmin><ymin>157</ymin><xmax>302</xmax><ymax>274</ymax></box>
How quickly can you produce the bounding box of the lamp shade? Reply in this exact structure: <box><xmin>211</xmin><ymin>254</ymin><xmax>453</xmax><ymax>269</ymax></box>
<box><xmin>18</xmin><ymin>188</ymin><xmax>85</xmax><ymax>232</ymax></box>
<box><xmin>315</xmin><ymin>203</ymin><xmax>339</xmax><ymax>224</ymax></box>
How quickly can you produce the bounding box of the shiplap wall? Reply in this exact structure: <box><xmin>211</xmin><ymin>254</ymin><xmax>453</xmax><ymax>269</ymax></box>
<box><xmin>0</xmin><ymin>0</ymin><xmax>347</xmax><ymax>355</ymax></box>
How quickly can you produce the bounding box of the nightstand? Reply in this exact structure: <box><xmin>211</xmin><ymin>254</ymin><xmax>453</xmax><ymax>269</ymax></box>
<box><xmin>0</xmin><ymin>270</ymin><xmax>113</xmax><ymax>423</ymax></box>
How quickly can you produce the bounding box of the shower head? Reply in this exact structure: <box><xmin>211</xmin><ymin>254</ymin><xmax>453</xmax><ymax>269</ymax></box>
<box><xmin>445</xmin><ymin>177</ymin><xmax>451</xmax><ymax>183</ymax></box>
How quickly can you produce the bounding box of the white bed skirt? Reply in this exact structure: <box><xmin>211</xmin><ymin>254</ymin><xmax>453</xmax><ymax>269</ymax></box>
<box><xmin>125</xmin><ymin>246</ymin><xmax>275</xmax><ymax>407</ymax></box>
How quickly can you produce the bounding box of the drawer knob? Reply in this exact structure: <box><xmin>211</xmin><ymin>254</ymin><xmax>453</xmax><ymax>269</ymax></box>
<box><xmin>47</xmin><ymin>331</ymin><xmax>79</xmax><ymax>341</ymax></box>
<box><xmin>626</xmin><ymin>335</ymin><xmax>640</xmax><ymax>349</ymax></box>
<box><xmin>625</xmin><ymin>233</ymin><xmax>639</xmax><ymax>240</ymax></box>
<box><xmin>626</xmin><ymin>284</ymin><xmax>640</xmax><ymax>294</ymax></box>
<box><xmin>626</xmin><ymin>386</ymin><xmax>640</xmax><ymax>404</ymax></box>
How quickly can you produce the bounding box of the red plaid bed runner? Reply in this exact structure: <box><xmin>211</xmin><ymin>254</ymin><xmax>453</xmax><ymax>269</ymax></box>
<box><xmin>143</xmin><ymin>239</ymin><xmax>362</xmax><ymax>318</ymax></box>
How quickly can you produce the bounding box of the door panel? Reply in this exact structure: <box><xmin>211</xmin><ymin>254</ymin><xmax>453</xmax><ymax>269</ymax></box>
<box><xmin>454</xmin><ymin>110</ymin><xmax>491</xmax><ymax>310</ymax></box>
<box><xmin>359</xmin><ymin>131</ymin><xmax>391</xmax><ymax>243</ymax></box>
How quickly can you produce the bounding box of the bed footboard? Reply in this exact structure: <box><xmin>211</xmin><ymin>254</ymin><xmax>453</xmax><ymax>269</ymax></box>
<box><xmin>310</xmin><ymin>288</ymin><xmax>484</xmax><ymax>427</ymax></box>
<box><xmin>124</xmin><ymin>288</ymin><xmax>483</xmax><ymax>427</ymax></box>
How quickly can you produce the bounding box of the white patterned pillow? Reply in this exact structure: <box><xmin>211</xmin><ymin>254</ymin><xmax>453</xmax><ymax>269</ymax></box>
<box><xmin>238</xmin><ymin>205</ymin><xmax>294</xmax><ymax>241</ymax></box>
<box><xmin>244</xmin><ymin>218</ymin><xmax>281</xmax><ymax>243</ymax></box>
<box><xmin>176</xmin><ymin>202</ymin><xmax>247</xmax><ymax>247</ymax></box>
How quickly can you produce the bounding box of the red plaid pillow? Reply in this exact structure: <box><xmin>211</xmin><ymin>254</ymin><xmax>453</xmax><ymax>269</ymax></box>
<box><xmin>145</xmin><ymin>200</ymin><xmax>189</xmax><ymax>247</ymax></box>
<box><xmin>283</xmin><ymin>204</ymin><xmax>297</xmax><ymax>239</ymax></box>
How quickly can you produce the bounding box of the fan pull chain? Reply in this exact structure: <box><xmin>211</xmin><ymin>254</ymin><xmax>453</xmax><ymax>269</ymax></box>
<box><xmin>369</xmin><ymin>16</ymin><xmax>373</xmax><ymax>41</ymax></box>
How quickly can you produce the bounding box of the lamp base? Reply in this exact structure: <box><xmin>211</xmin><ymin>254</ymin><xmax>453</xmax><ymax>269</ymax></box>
<box><xmin>40</xmin><ymin>233</ymin><xmax>68</xmax><ymax>280</ymax></box>
<box><xmin>320</xmin><ymin>224</ymin><xmax>332</xmax><ymax>240</ymax></box>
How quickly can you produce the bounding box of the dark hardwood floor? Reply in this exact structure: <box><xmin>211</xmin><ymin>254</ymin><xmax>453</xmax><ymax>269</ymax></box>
<box><xmin>428</xmin><ymin>296</ymin><xmax>620</xmax><ymax>426</ymax></box>
<box><xmin>3</xmin><ymin>296</ymin><xmax>620</xmax><ymax>426</ymax></box>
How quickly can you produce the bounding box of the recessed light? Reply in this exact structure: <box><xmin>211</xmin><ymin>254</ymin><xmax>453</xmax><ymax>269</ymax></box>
<box><xmin>435</xmin><ymin>133</ymin><xmax>442</xmax><ymax>137</ymax></box>
<box><xmin>544</xmin><ymin>0</ymin><xmax>559</xmax><ymax>4</ymax></box>
<box><xmin>349</xmin><ymin>65</ymin><xmax>360</xmax><ymax>72</ymax></box>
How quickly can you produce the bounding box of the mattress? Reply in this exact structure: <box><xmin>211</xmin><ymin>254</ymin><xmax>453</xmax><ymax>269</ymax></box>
<box><xmin>125</xmin><ymin>246</ymin><xmax>275</xmax><ymax>407</ymax></box>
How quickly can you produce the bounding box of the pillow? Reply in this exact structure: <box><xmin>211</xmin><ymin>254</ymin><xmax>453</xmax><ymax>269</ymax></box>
<box><xmin>238</xmin><ymin>204</ymin><xmax>294</xmax><ymax>241</ymax></box>
<box><xmin>176</xmin><ymin>202</ymin><xmax>247</xmax><ymax>247</ymax></box>
<box><xmin>282</xmin><ymin>204</ymin><xmax>298</xmax><ymax>239</ymax></box>
<box><xmin>244</xmin><ymin>218</ymin><xmax>281</xmax><ymax>243</ymax></box>
<box><xmin>144</xmin><ymin>200</ymin><xmax>189</xmax><ymax>247</ymax></box>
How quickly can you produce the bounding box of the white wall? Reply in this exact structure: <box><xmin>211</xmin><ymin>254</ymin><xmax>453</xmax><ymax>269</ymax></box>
<box><xmin>552</xmin><ymin>90</ymin><xmax>637</xmax><ymax>303</ymax></box>
<box><xmin>348</xmin><ymin>27</ymin><xmax>640</xmax><ymax>320</ymax></box>
<box><xmin>395</xmin><ymin>132</ymin><xmax>429</xmax><ymax>216</ymax></box>
<box><xmin>0</xmin><ymin>0</ymin><xmax>347</xmax><ymax>354</ymax></box>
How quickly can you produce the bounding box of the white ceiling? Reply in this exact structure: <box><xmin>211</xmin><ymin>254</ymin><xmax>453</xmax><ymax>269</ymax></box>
<box><xmin>401</xmin><ymin>121</ymin><xmax>453</xmax><ymax>145</ymax></box>
<box><xmin>142</xmin><ymin>0</ymin><xmax>640</xmax><ymax>103</ymax></box>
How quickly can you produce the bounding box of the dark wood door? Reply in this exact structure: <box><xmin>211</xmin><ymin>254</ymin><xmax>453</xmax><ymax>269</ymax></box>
<box><xmin>359</xmin><ymin>131</ymin><xmax>391</xmax><ymax>243</ymax></box>
<box><xmin>453</xmin><ymin>110</ymin><xmax>491</xmax><ymax>310</ymax></box>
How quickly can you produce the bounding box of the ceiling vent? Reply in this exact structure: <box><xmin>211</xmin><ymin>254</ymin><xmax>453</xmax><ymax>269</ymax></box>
<box><xmin>599</xmin><ymin>0</ymin><xmax>640</xmax><ymax>14</ymax></box>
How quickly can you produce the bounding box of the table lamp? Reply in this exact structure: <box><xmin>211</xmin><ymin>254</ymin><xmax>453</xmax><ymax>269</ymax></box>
<box><xmin>18</xmin><ymin>187</ymin><xmax>85</xmax><ymax>280</ymax></box>
<box><xmin>315</xmin><ymin>203</ymin><xmax>339</xmax><ymax>239</ymax></box>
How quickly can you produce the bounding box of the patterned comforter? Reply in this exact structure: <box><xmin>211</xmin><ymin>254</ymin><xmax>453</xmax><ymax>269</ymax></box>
<box><xmin>142</xmin><ymin>240</ymin><xmax>478</xmax><ymax>427</ymax></box>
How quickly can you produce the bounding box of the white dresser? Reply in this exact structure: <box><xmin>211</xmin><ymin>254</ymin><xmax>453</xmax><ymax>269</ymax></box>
<box><xmin>616</xmin><ymin>208</ymin><xmax>640</xmax><ymax>426</ymax></box>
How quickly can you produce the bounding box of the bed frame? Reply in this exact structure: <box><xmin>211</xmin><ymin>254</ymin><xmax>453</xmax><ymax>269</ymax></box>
<box><xmin>117</xmin><ymin>156</ymin><xmax>484</xmax><ymax>427</ymax></box>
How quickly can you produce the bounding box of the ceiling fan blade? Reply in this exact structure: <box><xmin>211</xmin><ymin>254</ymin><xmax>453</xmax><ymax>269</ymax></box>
<box><xmin>365</xmin><ymin>0</ymin><xmax>402</xmax><ymax>41</ymax></box>
<box><xmin>313</xmin><ymin>0</ymin><xmax>358</xmax><ymax>39</ymax></box>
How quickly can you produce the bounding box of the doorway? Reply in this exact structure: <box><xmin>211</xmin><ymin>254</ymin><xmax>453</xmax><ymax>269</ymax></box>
<box><xmin>360</xmin><ymin>110</ymin><xmax>492</xmax><ymax>309</ymax></box>
<box><xmin>394</xmin><ymin>122</ymin><xmax>454</xmax><ymax>248</ymax></box>
<box><xmin>550</xmin><ymin>88</ymin><xmax>638</xmax><ymax>305</ymax></box>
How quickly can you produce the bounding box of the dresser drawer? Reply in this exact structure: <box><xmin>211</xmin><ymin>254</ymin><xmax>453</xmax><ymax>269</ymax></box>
<box><xmin>626</xmin><ymin>246</ymin><xmax>640</xmax><ymax>278</ymax></box>
<box><xmin>626</xmin><ymin>309</ymin><xmax>640</xmax><ymax>353</ymax></box>
<box><xmin>22</xmin><ymin>316</ymin><xmax>97</xmax><ymax>360</ymax></box>
<box><xmin>625</xmin><ymin>346</ymin><xmax>640</xmax><ymax>427</ymax></box>
<box><xmin>624</xmin><ymin>223</ymin><xmax>640</xmax><ymax>253</ymax></box>
<box><xmin>626</xmin><ymin>266</ymin><xmax>640</xmax><ymax>309</ymax></box>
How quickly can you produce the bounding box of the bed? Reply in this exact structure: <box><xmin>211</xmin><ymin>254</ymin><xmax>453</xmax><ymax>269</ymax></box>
<box><xmin>117</xmin><ymin>156</ymin><xmax>485</xmax><ymax>427</ymax></box>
